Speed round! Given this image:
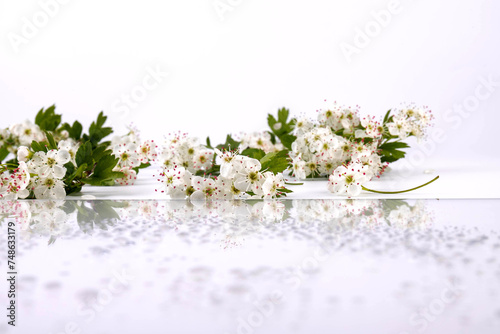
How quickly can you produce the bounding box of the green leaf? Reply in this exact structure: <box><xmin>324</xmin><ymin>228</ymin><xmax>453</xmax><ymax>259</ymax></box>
<box><xmin>0</xmin><ymin>147</ymin><xmax>9</xmax><ymax>162</ymax></box>
<box><xmin>206</xmin><ymin>136</ymin><xmax>213</xmax><ymax>149</ymax></box>
<box><xmin>34</xmin><ymin>105</ymin><xmax>61</xmax><ymax>131</ymax></box>
<box><xmin>267</xmin><ymin>114</ymin><xmax>278</xmax><ymax>132</ymax></box>
<box><xmin>268</xmin><ymin>132</ymin><xmax>277</xmax><ymax>145</ymax></box>
<box><xmin>382</xmin><ymin>109</ymin><xmax>392</xmax><ymax>124</ymax></box>
<box><xmin>45</xmin><ymin>131</ymin><xmax>58</xmax><ymax>150</ymax></box>
<box><xmin>60</xmin><ymin>121</ymin><xmax>83</xmax><ymax>140</ymax></box>
<box><xmin>71</xmin><ymin>121</ymin><xmax>83</xmax><ymax>140</ymax></box>
<box><xmin>260</xmin><ymin>150</ymin><xmax>289</xmax><ymax>173</ymax></box>
<box><xmin>132</xmin><ymin>162</ymin><xmax>150</xmax><ymax>174</ymax></box>
<box><xmin>64</xmin><ymin>161</ymin><xmax>75</xmax><ymax>176</ymax></box>
<box><xmin>379</xmin><ymin>141</ymin><xmax>409</xmax><ymax>163</ymax></box>
<box><xmin>195</xmin><ymin>164</ymin><xmax>221</xmax><ymax>177</ymax></box>
<box><xmin>76</xmin><ymin>141</ymin><xmax>93</xmax><ymax>167</ymax></box>
<box><xmin>280</xmin><ymin>134</ymin><xmax>296</xmax><ymax>151</ymax></box>
<box><xmin>92</xmin><ymin>154</ymin><xmax>119</xmax><ymax>178</ymax></box>
<box><xmin>267</xmin><ymin>107</ymin><xmax>297</xmax><ymax>148</ymax></box>
<box><xmin>379</xmin><ymin>141</ymin><xmax>410</xmax><ymax>150</ymax></box>
<box><xmin>83</xmin><ymin>112</ymin><xmax>113</xmax><ymax>148</ymax></box>
<box><xmin>277</xmin><ymin>108</ymin><xmax>289</xmax><ymax>124</ymax></box>
<box><xmin>240</xmin><ymin>148</ymin><xmax>266</xmax><ymax>160</ymax></box>
<box><xmin>91</xmin><ymin>145</ymin><xmax>110</xmax><ymax>162</ymax></box>
<box><xmin>216</xmin><ymin>134</ymin><xmax>240</xmax><ymax>151</ymax></box>
<box><xmin>31</xmin><ymin>141</ymin><xmax>47</xmax><ymax>153</ymax></box>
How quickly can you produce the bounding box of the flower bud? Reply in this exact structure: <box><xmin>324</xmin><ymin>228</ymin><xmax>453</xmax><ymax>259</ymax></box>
<box><xmin>17</xmin><ymin>146</ymin><xmax>32</xmax><ymax>162</ymax></box>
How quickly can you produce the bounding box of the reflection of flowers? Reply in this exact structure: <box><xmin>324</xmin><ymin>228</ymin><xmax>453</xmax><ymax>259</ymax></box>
<box><xmin>386</xmin><ymin>200</ymin><xmax>431</xmax><ymax>229</ymax></box>
<box><xmin>31</xmin><ymin>208</ymin><xmax>69</xmax><ymax>238</ymax></box>
<box><xmin>0</xmin><ymin>199</ymin><xmax>431</xmax><ymax>245</ymax></box>
<box><xmin>290</xmin><ymin>199</ymin><xmax>431</xmax><ymax>230</ymax></box>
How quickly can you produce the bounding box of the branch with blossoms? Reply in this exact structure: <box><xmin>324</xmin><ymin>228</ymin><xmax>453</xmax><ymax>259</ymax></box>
<box><xmin>1</xmin><ymin>101</ymin><xmax>439</xmax><ymax>200</ymax></box>
<box><xmin>0</xmin><ymin>106</ymin><xmax>157</xmax><ymax>200</ymax></box>
<box><xmin>156</xmin><ymin>132</ymin><xmax>293</xmax><ymax>200</ymax></box>
<box><xmin>176</xmin><ymin>103</ymin><xmax>438</xmax><ymax>198</ymax></box>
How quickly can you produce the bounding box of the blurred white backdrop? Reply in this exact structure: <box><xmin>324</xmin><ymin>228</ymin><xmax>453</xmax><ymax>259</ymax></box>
<box><xmin>1</xmin><ymin>0</ymin><xmax>499</xmax><ymax>165</ymax></box>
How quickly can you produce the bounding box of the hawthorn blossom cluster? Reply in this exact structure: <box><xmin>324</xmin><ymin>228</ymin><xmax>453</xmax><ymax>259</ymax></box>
<box><xmin>290</xmin><ymin>199</ymin><xmax>381</xmax><ymax>225</ymax></box>
<box><xmin>0</xmin><ymin>120</ymin><xmax>46</xmax><ymax>153</ymax></box>
<box><xmin>385</xmin><ymin>104</ymin><xmax>433</xmax><ymax>140</ymax></box>
<box><xmin>291</xmin><ymin>106</ymin><xmax>385</xmax><ymax>181</ymax></box>
<box><xmin>9</xmin><ymin>120</ymin><xmax>46</xmax><ymax>147</ymax></box>
<box><xmin>387</xmin><ymin>201</ymin><xmax>431</xmax><ymax>229</ymax></box>
<box><xmin>291</xmin><ymin>102</ymin><xmax>433</xmax><ymax>196</ymax></box>
<box><xmin>290</xmin><ymin>199</ymin><xmax>429</xmax><ymax>229</ymax></box>
<box><xmin>1</xmin><ymin>147</ymin><xmax>71</xmax><ymax>200</ymax></box>
<box><xmin>159</xmin><ymin>133</ymin><xmax>214</xmax><ymax>174</ymax></box>
<box><xmin>111</xmin><ymin>132</ymin><xmax>158</xmax><ymax>186</ymax></box>
<box><xmin>0</xmin><ymin>161</ymin><xmax>30</xmax><ymax>200</ymax></box>
<box><xmin>327</xmin><ymin>161</ymin><xmax>370</xmax><ymax>197</ymax></box>
<box><xmin>159</xmin><ymin>144</ymin><xmax>286</xmax><ymax>200</ymax></box>
<box><xmin>238</xmin><ymin>131</ymin><xmax>284</xmax><ymax>153</ymax></box>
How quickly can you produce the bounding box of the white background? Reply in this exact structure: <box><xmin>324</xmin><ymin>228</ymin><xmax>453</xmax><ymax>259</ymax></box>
<box><xmin>1</xmin><ymin>0</ymin><xmax>499</xmax><ymax>166</ymax></box>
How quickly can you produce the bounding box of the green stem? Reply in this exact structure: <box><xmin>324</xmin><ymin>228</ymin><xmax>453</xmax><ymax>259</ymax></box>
<box><xmin>285</xmin><ymin>182</ymin><xmax>304</xmax><ymax>186</ymax></box>
<box><xmin>361</xmin><ymin>175</ymin><xmax>439</xmax><ymax>194</ymax></box>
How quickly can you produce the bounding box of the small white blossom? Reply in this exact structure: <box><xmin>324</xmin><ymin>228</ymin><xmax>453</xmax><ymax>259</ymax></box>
<box><xmin>29</xmin><ymin>149</ymin><xmax>70</xmax><ymax>179</ymax></box>
<box><xmin>58</xmin><ymin>139</ymin><xmax>79</xmax><ymax>166</ymax></box>
<box><xmin>137</xmin><ymin>140</ymin><xmax>158</xmax><ymax>163</ymax></box>
<box><xmin>113</xmin><ymin>142</ymin><xmax>140</xmax><ymax>168</ymax></box>
<box><xmin>262</xmin><ymin>172</ymin><xmax>284</xmax><ymax>199</ymax></box>
<box><xmin>17</xmin><ymin>146</ymin><xmax>31</xmax><ymax>162</ymax></box>
<box><xmin>327</xmin><ymin>161</ymin><xmax>370</xmax><ymax>196</ymax></box>
<box><xmin>33</xmin><ymin>175</ymin><xmax>66</xmax><ymax>199</ymax></box>
<box><xmin>0</xmin><ymin>162</ymin><xmax>30</xmax><ymax>200</ymax></box>
<box><xmin>114</xmin><ymin>166</ymin><xmax>137</xmax><ymax>186</ymax></box>
<box><xmin>10</xmin><ymin>120</ymin><xmax>45</xmax><ymax>146</ymax></box>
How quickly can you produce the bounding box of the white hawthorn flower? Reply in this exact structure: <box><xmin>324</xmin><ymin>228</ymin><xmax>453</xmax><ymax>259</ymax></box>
<box><xmin>215</xmin><ymin>148</ymin><xmax>239</xmax><ymax>178</ymax></box>
<box><xmin>191</xmin><ymin>176</ymin><xmax>218</xmax><ymax>200</ymax></box>
<box><xmin>262</xmin><ymin>172</ymin><xmax>284</xmax><ymax>199</ymax></box>
<box><xmin>387</xmin><ymin>118</ymin><xmax>411</xmax><ymax>139</ymax></box>
<box><xmin>304</xmin><ymin>155</ymin><xmax>321</xmax><ymax>177</ymax></box>
<box><xmin>113</xmin><ymin>142</ymin><xmax>140</xmax><ymax>168</ymax></box>
<box><xmin>58</xmin><ymin>139</ymin><xmax>79</xmax><ymax>166</ymax></box>
<box><xmin>30</xmin><ymin>149</ymin><xmax>70</xmax><ymax>179</ymax></box>
<box><xmin>233</xmin><ymin>158</ymin><xmax>264</xmax><ymax>195</ymax></box>
<box><xmin>339</xmin><ymin>108</ymin><xmax>360</xmax><ymax>133</ymax></box>
<box><xmin>137</xmin><ymin>140</ymin><xmax>158</xmax><ymax>163</ymax></box>
<box><xmin>358</xmin><ymin>153</ymin><xmax>385</xmax><ymax>179</ymax></box>
<box><xmin>318</xmin><ymin>105</ymin><xmax>343</xmax><ymax>130</ymax></box>
<box><xmin>350</xmin><ymin>142</ymin><xmax>375</xmax><ymax>160</ymax></box>
<box><xmin>327</xmin><ymin>161</ymin><xmax>370</xmax><ymax>197</ymax></box>
<box><xmin>10</xmin><ymin>120</ymin><xmax>45</xmax><ymax>146</ymax></box>
<box><xmin>17</xmin><ymin>146</ymin><xmax>31</xmax><ymax>162</ymax></box>
<box><xmin>163</xmin><ymin>167</ymin><xmax>193</xmax><ymax>198</ymax></box>
<box><xmin>291</xmin><ymin>155</ymin><xmax>306</xmax><ymax>179</ymax></box>
<box><xmin>360</xmin><ymin>115</ymin><xmax>382</xmax><ymax>138</ymax></box>
<box><xmin>239</xmin><ymin>132</ymin><xmax>279</xmax><ymax>153</ymax></box>
<box><xmin>294</xmin><ymin>117</ymin><xmax>314</xmax><ymax>136</ymax></box>
<box><xmin>317</xmin><ymin>158</ymin><xmax>340</xmax><ymax>176</ymax></box>
<box><xmin>33</xmin><ymin>176</ymin><xmax>66</xmax><ymax>199</ymax></box>
<box><xmin>160</xmin><ymin>149</ymin><xmax>176</xmax><ymax>170</ymax></box>
<box><xmin>215</xmin><ymin>177</ymin><xmax>242</xmax><ymax>200</ymax></box>
<box><xmin>0</xmin><ymin>162</ymin><xmax>30</xmax><ymax>200</ymax></box>
<box><xmin>114</xmin><ymin>166</ymin><xmax>137</xmax><ymax>186</ymax></box>
<box><xmin>193</xmin><ymin>149</ymin><xmax>214</xmax><ymax>171</ymax></box>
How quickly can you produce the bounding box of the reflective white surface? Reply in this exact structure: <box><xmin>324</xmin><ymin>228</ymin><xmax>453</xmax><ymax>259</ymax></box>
<box><xmin>1</xmin><ymin>199</ymin><xmax>499</xmax><ymax>334</ymax></box>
